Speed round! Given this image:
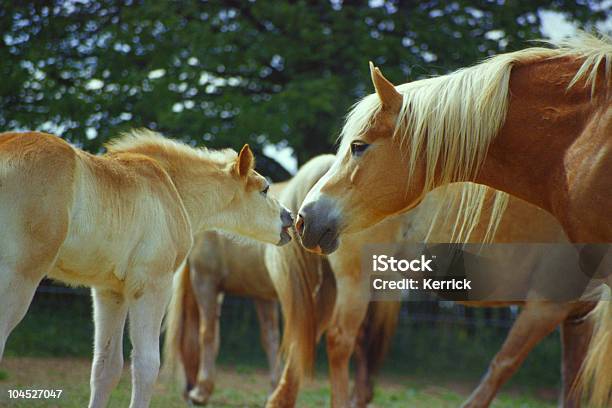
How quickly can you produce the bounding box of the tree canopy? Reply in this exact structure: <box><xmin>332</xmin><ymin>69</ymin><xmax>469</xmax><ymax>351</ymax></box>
<box><xmin>0</xmin><ymin>1</ymin><xmax>606</xmax><ymax>168</ymax></box>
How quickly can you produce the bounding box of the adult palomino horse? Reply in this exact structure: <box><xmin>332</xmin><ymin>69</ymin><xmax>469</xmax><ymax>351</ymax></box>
<box><xmin>0</xmin><ymin>130</ymin><xmax>293</xmax><ymax>408</ymax></box>
<box><xmin>164</xmin><ymin>230</ymin><xmax>282</xmax><ymax>405</ymax></box>
<box><xmin>297</xmin><ymin>33</ymin><xmax>612</xmax><ymax>406</ymax></box>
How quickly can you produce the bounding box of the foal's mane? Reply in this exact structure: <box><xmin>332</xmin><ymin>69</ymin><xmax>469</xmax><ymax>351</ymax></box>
<box><xmin>105</xmin><ymin>129</ymin><xmax>237</xmax><ymax>164</ymax></box>
<box><xmin>341</xmin><ymin>31</ymin><xmax>611</xmax><ymax>243</ymax></box>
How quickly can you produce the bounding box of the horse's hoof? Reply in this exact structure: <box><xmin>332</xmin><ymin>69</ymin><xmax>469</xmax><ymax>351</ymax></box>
<box><xmin>188</xmin><ymin>387</ymin><xmax>211</xmax><ymax>406</ymax></box>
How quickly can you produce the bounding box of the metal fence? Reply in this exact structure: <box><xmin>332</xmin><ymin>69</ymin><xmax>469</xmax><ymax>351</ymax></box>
<box><xmin>31</xmin><ymin>282</ymin><xmax>519</xmax><ymax>330</ymax></box>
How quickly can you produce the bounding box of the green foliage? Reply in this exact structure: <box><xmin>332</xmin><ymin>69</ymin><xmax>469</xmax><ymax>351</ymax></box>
<box><xmin>0</xmin><ymin>1</ymin><xmax>604</xmax><ymax>164</ymax></box>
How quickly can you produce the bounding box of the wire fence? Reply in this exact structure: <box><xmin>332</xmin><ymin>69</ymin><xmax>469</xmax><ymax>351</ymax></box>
<box><xmin>33</xmin><ymin>282</ymin><xmax>519</xmax><ymax>330</ymax></box>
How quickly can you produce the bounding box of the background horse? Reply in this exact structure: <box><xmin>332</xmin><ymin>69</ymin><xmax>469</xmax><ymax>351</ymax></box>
<box><xmin>164</xmin><ymin>231</ymin><xmax>281</xmax><ymax>405</ymax></box>
<box><xmin>296</xmin><ymin>33</ymin><xmax>611</xmax><ymax>406</ymax></box>
<box><xmin>0</xmin><ymin>130</ymin><xmax>292</xmax><ymax>408</ymax></box>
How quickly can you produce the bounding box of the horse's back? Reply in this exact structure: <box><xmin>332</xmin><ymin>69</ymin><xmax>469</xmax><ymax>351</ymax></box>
<box><xmin>0</xmin><ymin>132</ymin><xmax>77</xmax><ymax>278</ymax></box>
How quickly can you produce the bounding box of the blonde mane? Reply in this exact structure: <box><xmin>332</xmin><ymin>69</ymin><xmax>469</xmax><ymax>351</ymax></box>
<box><xmin>340</xmin><ymin>31</ymin><xmax>611</xmax><ymax>243</ymax></box>
<box><xmin>424</xmin><ymin>184</ymin><xmax>509</xmax><ymax>244</ymax></box>
<box><xmin>105</xmin><ymin>128</ymin><xmax>237</xmax><ymax>164</ymax></box>
<box><xmin>267</xmin><ymin>154</ymin><xmax>336</xmax><ymax>379</ymax></box>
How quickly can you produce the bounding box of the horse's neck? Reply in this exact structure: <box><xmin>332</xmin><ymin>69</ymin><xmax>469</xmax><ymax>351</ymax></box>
<box><xmin>474</xmin><ymin>56</ymin><xmax>609</xmax><ymax>240</ymax></box>
<box><xmin>153</xmin><ymin>155</ymin><xmax>230</xmax><ymax>233</ymax></box>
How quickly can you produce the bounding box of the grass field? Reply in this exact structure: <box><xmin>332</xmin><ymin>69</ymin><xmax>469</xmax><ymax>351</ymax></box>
<box><xmin>0</xmin><ymin>357</ymin><xmax>558</xmax><ymax>407</ymax></box>
<box><xmin>1</xmin><ymin>292</ymin><xmax>567</xmax><ymax>407</ymax></box>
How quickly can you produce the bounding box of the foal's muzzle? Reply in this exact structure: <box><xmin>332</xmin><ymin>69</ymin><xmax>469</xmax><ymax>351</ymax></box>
<box><xmin>277</xmin><ymin>207</ymin><xmax>293</xmax><ymax>246</ymax></box>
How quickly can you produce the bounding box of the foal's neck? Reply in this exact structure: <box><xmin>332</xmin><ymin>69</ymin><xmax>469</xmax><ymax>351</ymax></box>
<box><xmin>142</xmin><ymin>151</ymin><xmax>232</xmax><ymax>232</ymax></box>
<box><xmin>474</xmin><ymin>56</ymin><xmax>604</xmax><ymax>216</ymax></box>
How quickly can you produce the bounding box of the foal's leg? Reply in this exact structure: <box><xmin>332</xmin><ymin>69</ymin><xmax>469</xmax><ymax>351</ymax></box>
<box><xmin>88</xmin><ymin>289</ymin><xmax>128</xmax><ymax>408</ymax></box>
<box><xmin>188</xmin><ymin>276</ymin><xmax>222</xmax><ymax>405</ymax></box>
<box><xmin>461</xmin><ymin>302</ymin><xmax>572</xmax><ymax>408</ymax></box>
<box><xmin>0</xmin><ymin>267</ymin><xmax>42</xmax><ymax>361</ymax></box>
<box><xmin>560</xmin><ymin>303</ymin><xmax>595</xmax><ymax>408</ymax></box>
<box><xmin>326</xmin><ymin>275</ymin><xmax>370</xmax><ymax>408</ymax></box>
<box><xmin>255</xmin><ymin>299</ymin><xmax>281</xmax><ymax>389</ymax></box>
<box><xmin>128</xmin><ymin>281</ymin><xmax>172</xmax><ymax>408</ymax></box>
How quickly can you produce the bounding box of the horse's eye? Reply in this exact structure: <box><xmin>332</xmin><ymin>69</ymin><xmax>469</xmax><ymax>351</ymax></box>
<box><xmin>350</xmin><ymin>141</ymin><xmax>370</xmax><ymax>157</ymax></box>
<box><xmin>261</xmin><ymin>185</ymin><xmax>270</xmax><ymax>196</ymax></box>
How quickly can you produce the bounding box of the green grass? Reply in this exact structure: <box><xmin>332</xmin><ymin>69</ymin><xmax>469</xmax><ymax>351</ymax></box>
<box><xmin>0</xmin><ymin>357</ymin><xmax>556</xmax><ymax>408</ymax></box>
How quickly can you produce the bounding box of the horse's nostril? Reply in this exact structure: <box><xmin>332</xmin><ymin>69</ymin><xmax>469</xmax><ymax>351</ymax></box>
<box><xmin>295</xmin><ymin>214</ymin><xmax>305</xmax><ymax>237</ymax></box>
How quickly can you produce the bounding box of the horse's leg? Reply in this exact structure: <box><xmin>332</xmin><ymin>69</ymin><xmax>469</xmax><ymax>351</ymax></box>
<box><xmin>88</xmin><ymin>288</ymin><xmax>128</xmax><ymax>408</ymax></box>
<box><xmin>560</xmin><ymin>302</ymin><xmax>595</xmax><ymax>408</ymax></box>
<box><xmin>350</xmin><ymin>320</ymin><xmax>372</xmax><ymax>408</ymax></box>
<box><xmin>187</xmin><ymin>275</ymin><xmax>221</xmax><ymax>405</ymax></box>
<box><xmin>255</xmin><ymin>299</ymin><xmax>281</xmax><ymax>390</ymax></box>
<box><xmin>462</xmin><ymin>302</ymin><xmax>572</xmax><ymax>408</ymax></box>
<box><xmin>128</xmin><ymin>280</ymin><xmax>172</xmax><ymax>408</ymax></box>
<box><xmin>213</xmin><ymin>293</ymin><xmax>222</xmax><ymax>359</ymax></box>
<box><xmin>178</xmin><ymin>273</ymin><xmax>201</xmax><ymax>397</ymax></box>
<box><xmin>326</xmin><ymin>275</ymin><xmax>370</xmax><ymax>408</ymax></box>
<box><xmin>0</xmin><ymin>266</ymin><xmax>42</xmax><ymax>361</ymax></box>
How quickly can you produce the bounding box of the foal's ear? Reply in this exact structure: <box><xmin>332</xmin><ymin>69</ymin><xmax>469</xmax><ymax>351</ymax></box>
<box><xmin>369</xmin><ymin>61</ymin><xmax>403</xmax><ymax>112</ymax></box>
<box><xmin>235</xmin><ymin>144</ymin><xmax>255</xmax><ymax>178</ymax></box>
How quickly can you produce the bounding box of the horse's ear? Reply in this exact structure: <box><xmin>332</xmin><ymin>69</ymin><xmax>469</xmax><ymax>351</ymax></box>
<box><xmin>369</xmin><ymin>61</ymin><xmax>403</xmax><ymax>112</ymax></box>
<box><xmin>235</xmin><ymin>144</ymin><xmax>255</xmax><ymax>178</ymax></box>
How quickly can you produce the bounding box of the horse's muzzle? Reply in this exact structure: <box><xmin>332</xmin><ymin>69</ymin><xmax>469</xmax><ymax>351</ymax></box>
<box><xmin>296</xmin><ymin>197</ymin><xmax>340</xmax><ymax>254</ymax></box>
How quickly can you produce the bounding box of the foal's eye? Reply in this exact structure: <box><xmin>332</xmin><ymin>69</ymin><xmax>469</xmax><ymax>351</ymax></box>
<box><xmin>350</xmin><ymin>141</ymin><xmax>370</xmax><ymax>157</ymax></box>
<box><xmin>261</xmin><ymin>185</ymin><xmax>270</xmax><ymax>197</ymax></box>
